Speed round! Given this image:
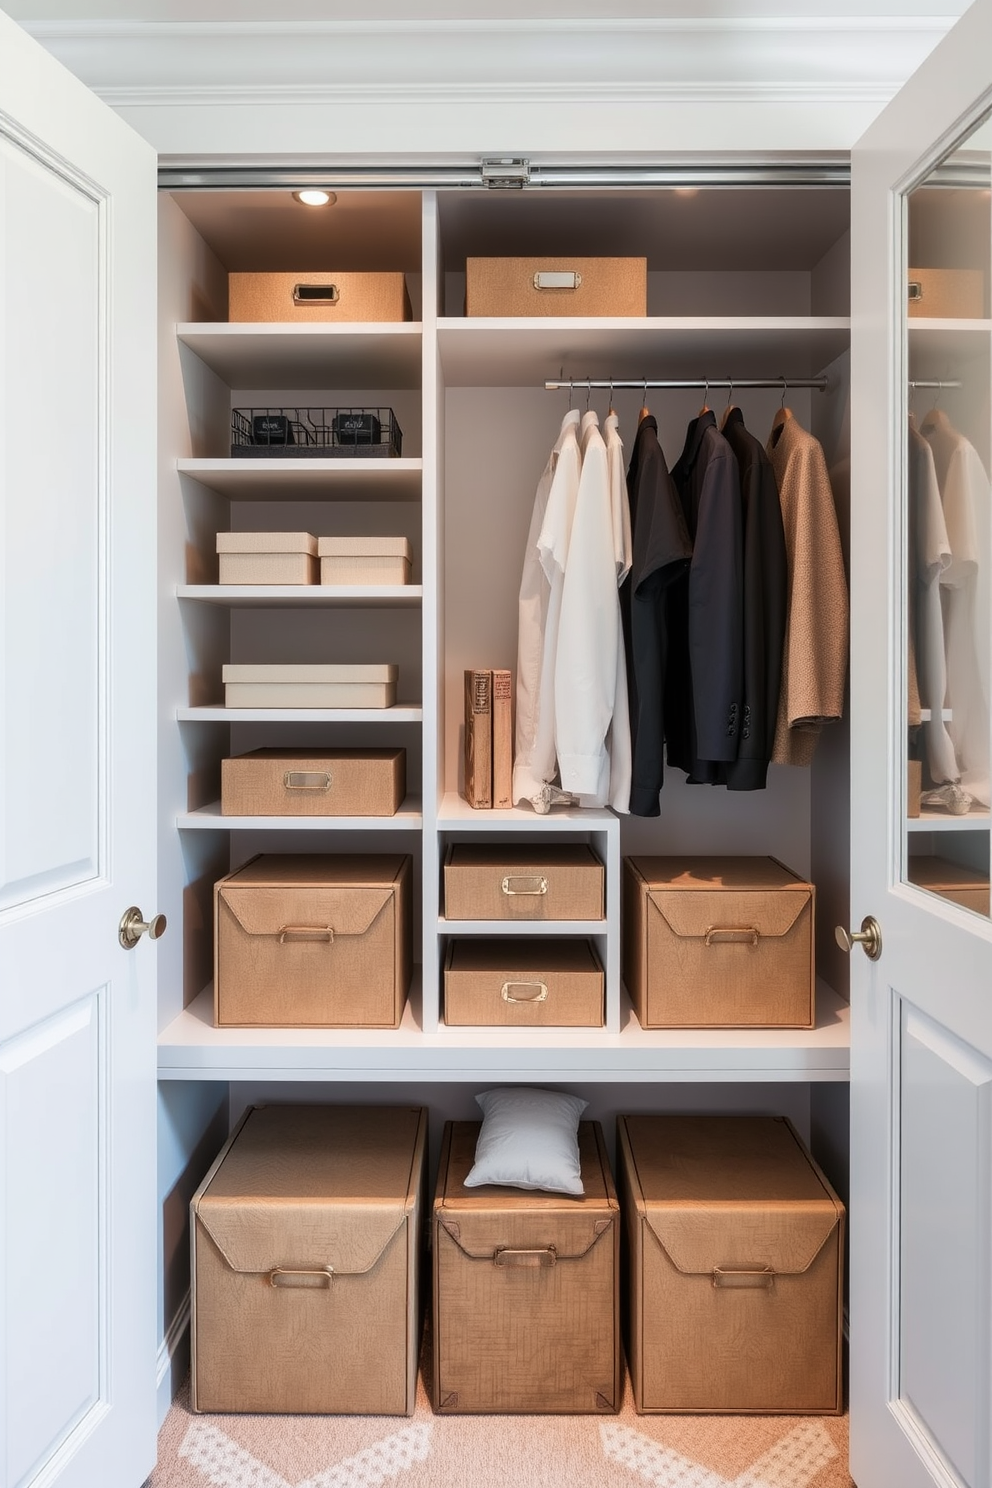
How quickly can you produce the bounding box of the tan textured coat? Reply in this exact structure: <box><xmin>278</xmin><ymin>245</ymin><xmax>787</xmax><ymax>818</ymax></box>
<box><xmin>765</xmin><ymin>413</ymin><xmax>849</xmax><ymax>766</ymax></box>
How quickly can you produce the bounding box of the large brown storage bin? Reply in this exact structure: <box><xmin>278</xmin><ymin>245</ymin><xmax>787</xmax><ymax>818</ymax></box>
<box><xmin>221</xmin><ymin>747</ymin><xmax>406</xmax><ymax>818</ymax></box>
<box><xmin>443</xmin><ymin>938</ymin><xmax>605</xmax><ymax>1027</ymax></box>
<box><xmin>229</xmin><ymin>270</ymin><xmax>411</xmax><ymax>323</ymax></box>
<box><xmin>617</xmin><ymin>1114</ymin><xmax>845</xmax><ymax>1415</ymax></box>
<box><xmin>213</xmin><ymin>853</ymin><xmax>412</xmax><ymax>1027</ymax></box>
<box><xmin>465</xmin><ymin>256</ymin><xmax>646</xmax><ymax>317</ymax></box>
<box><xmin>907</xmin><ymin>853</ymin><xmax>990</xmax><ymax>914</ymax></box>
<box><xmin>432</xmin><ymin>1120</ymin><xmax>620</xmax><ymax>1414</ymax></box>
<box><xmin>444</xmin><ymin>842</ymin><xmax>604</xmax><ymax>921</ymax></box>
<box><xmin>622</xmin><ymin>855</ymin><xmax>814</xmax><ymax>1028</ymax></box>
<box><xmin>191</xmin><ymin>1103</ymin><xmax>427</xmax><ymax>1415</ymax></box>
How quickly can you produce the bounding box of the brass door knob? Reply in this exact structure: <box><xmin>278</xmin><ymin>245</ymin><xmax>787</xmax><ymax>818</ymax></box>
<box><xmin>119</xmin><ymin>906</ymin><xmax>167</xmax><ymax>950</ymax></box>
<box><xmin>835</xmin><ymin>916</ymin><xmax>882</xmax><ymax>961</ymax></box>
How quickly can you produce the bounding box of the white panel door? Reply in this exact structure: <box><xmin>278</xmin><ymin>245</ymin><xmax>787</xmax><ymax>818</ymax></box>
<box><xmin>0</xmin><ymin>10</ymin><xmax>158</xmax><ymax>1488</ymax></box>
<box><xmin>850</xmin><ymin>3</ymin><xmax>992</xmax><ymax>1487</ymax></box>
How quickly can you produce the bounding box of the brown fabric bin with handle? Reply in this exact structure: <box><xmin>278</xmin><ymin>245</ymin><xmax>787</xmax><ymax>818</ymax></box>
<box><xmin>443</xmin><ymin>938</ymin><xmax>605</xmax><ymax>1027</ymax></box>
<box><xmin>432</xmin><ymin>1120</ymin><xmax>620</xmax><ymax>1414</ymax></box>
<box><xmin>229</xmin><ymin>270</ymin><xmax>411</xmax><ymax>323</ymax></box>
<box><xmin>191</xmin><ymin>1103</ymin><xmax>427</xmax><ymax>1415</ymax></box>
<box><xmin>213</xmin><ymin>853</ymin><xmax>412</xmax><ymax>1027</ymax></box>
<box><xmin>617</xmin><ymin>1114</ymin><xmax>845</xmax><ymax>1415</ymax></box>
<box><xmin>221</xmin><ymin>747</ymin><xmax>406</xmax><ymax>818</ymax></box>
<box><xmin>444</xmin><ymin>842</ymin><xmax>605</xmax><ymax>921</ymax></box>
<box><xmin>622</xmin><ymin>855</ymin><xmax>814</xmax><ymax>1028</ymax></box>
<box><xmin>465</xmin><ymin>256</ymin><xmax>646</xmax><ymax>317</ymax></box>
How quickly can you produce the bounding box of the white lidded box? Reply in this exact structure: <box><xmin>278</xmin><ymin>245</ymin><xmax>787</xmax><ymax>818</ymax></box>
<box><xmin>222</xmin><ymin>663</ymin><xmax>398</xmax><ymax>709</ymax></box>
<box><xmin>217</xmin><ymin>532</ymin><xmax>318</xmax><ymax>585</ymax></box>
<box><xmin>318</xmin><ymin>536</ymin><xmax>412</xmax><ymax>586</ymax></box>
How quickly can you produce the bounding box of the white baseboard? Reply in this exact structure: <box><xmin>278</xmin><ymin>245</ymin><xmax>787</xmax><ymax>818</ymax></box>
<box><xmin>157</xmin><ymin>1291</ymin><xmax>191</xmax><ymax>1427</ymax></box>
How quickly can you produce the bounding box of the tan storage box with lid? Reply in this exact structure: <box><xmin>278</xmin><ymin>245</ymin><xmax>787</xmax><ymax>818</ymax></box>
<box><xmin>213</xmin><ymin>853</ymin><xmax>412</xmax><ymax>1027</ymax></box>
<box><xmin>432</xmin><ymin>1120</ymin><xmax>620</xmax><ymax>1414</ymax></box>
<box><xmin>443</xmin><ymin>939</ymin><xmax>604</xmax><ymax>1027</ymax></box>
<box><xmin>221</xmin><ymin>747</ymin><xmax>406</xmax><ymax>818</ymax></box>
<box><xmin>222</xmin><ymin>663</ymin><xmax>398</xmax><ymax>709</ymax></box>
<box><xmin>907</xmin><ymin>267</ymin><xmax>986</xmax><ymax>318</ymax></box>
<box><xmin>622</xmin><ymin>856</ymin><xmax>814</xmax><ymax>1028</ymax></box>
<box><xmin>228</xmin><ymin>271</ymin><xmax>412</xmax><ymax>323</ymax></box>
<box><xmin>617</xmin><ymin>1114</ymin><xmax>844</xmax><ymax>1415</ymax></box>
<box><xmin>465</xmin><ymin>256</ymin><xmax>647</xmax><ymax>317</ymax></box>
<box><xmin>444</xmin><ymin>843</ymin><xmax>605</xmax><ymax>921</ymax></box>
<box><xmin>908</xmin><ymin>854</ymin><xmax>990</xmax><ymax>915</ymax></box>
<box><xmin>216</xmin><ymin>531</ymin><xmax>317</xmax><ymax>585</ymax></box>
<box><xmin>190</xmin><ymin>1103</ymin><xmax>427</xmax><ymax>1415</ymax></box>
<box><xmin>318</xmin><ymin>536</ymin><xmax>412</xmax><ymax>586</ymax></box>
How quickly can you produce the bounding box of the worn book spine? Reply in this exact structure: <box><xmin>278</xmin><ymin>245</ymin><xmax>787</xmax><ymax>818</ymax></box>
<box><xmin>491</xmin><ymin>668</ymin><xmax>513</xmax><ymax>809</ymax></box>
<box><xmin>463</xmin><ymin>668</ymin><xmax>492</xmax><ymax>808</ymax></box>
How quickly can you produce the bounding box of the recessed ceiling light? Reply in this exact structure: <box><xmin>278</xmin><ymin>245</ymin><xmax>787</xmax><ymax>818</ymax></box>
<box><xmin>293</xmin><ymin>189</ymin><xmax>337</xmax><ymax>207</ymax></box>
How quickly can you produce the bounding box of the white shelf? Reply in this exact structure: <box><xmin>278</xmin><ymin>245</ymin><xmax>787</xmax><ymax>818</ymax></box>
<box><xmin>176</xmin><ymin>322</ymin><xmax>423</xmax><ymax>387</ymax></box>
<box><xmin>438</xmin><ymin>792</ymin><xmax>618</xmax><ymax>830</ymax></box>
<box><xmin>177</xmin><ymin>584</ymin><xmax>423</xmax><ymax>609</ymax></box>
<box><xmin>177</xmin><ymin>705</ymin><xmax>424</xmax><ymax>723</ymax></box>
<box><xmin>438</xmin><ymin>917</ymin><xmax>607</xmax><ymax>936</ymax></box>
<box><xmin>177</xmin><ymin>458</ymin><xmax>422</xmax><ymax>502</ymax></box>
<box><xmin>157</xmin><ymin>980</ymin><xmax>849</xmax><ymax>1083</ymax></box>
<box><xmin>179</xmin><ymin>798</ymin><xmax>423</xmax><ymax>830</ymax></box>
<box><xmin>908</xmin><ymin>806</ymin><xmax>990</xmax><ymax>832</ymax></box>
<box><xmin>437</xmin><ymin>316</ymin><xmax>851</xmax><ymax>387</ymax></box>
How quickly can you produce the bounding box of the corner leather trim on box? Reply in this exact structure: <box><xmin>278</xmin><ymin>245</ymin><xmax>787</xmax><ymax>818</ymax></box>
<box><xmin>218</xmin><ymin>885</ymin><xmax>394</xmax><ymax>939</ymax></box>
<box><xmin>646</xmin><ymin>888</ymin><xmax>810</xmax><ymax>941</ymax></box>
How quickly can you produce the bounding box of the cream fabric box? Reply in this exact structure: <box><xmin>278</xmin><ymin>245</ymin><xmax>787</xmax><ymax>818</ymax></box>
<box><xmin>318</xmin><ymin>536</ymin><xmax>412</xmax><ymax>586</ymax></box>
<box><xmin>228</xmin><ymin>270</ymin><xmax>412</xmax><ymax>323</ymax></box>
<box><xmin>221</xmin><ymin>747</ymin><xmax>406</xmax><ymax>817</ymax></box>
<box><xmin>443</xmin><ymin>939</ymin><xmax>604</xmax><ymax>1027</ymax></box>
<box><xmin>444</xmin><ymin>843</ymin><xmax>605</xmax><ymax>921</ymax></box>
<box><xmin>432</xmin><ymin>1120</ymin><xmax>620</xmax><ymax>1414</ymax></box>
<box><xmin>191</xmin><ymin>1103</ymin><xmax>427</xmax><ymax>1415</ymax></box>
<box><xmin>465</xmin><ymin>256</ymin><xmax>647</xmax><ymax>317</ymax></box>
<box><xmin>222</xmin><ymin>663</ymin><xmax>398</xmax><ymax>709</ymax></box>
<box><xmin>617</xmin><ymin>1114</ymin><xmax>844</xmax><ymax>1415</ymax></box>
<box><xmin>216</xmin><ymin>531</ymin><xmax>318</xmax><ymax>585</ymax></box>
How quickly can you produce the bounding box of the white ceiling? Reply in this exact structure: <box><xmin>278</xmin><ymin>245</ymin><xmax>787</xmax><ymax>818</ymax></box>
<box><xmin>2</xmin><ymin>0</ymin><xmax>973</xmax><ymax>18</ymax></box>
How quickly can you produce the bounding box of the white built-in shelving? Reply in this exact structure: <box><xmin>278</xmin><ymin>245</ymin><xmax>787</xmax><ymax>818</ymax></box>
<box><xmin>177</xmin><ymin>585</ymin><xmax>424</xmax><ymax>608</ymax></box>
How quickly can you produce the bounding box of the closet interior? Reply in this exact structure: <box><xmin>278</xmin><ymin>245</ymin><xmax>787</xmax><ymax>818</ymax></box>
<box><xmin>154</xmin><ymin>179</ymin><xmax>861</xmax><ymax>1389</ymax></box>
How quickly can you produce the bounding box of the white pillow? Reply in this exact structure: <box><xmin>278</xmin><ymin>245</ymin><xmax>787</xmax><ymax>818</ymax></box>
<box><xmin>463</xmin><ymin>1087</ymin><xmax>588</xmax><ymax>1195</ymax></box>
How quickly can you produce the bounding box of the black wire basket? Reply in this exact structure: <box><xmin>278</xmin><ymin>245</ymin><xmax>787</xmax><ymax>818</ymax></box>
<box><xmin>231</xmin><ymin>406</ymin><xmax>403</xmax><ymax>458</ymax></box>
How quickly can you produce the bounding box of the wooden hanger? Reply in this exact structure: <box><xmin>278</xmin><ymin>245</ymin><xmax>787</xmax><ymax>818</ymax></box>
<box><xmin>698</xmin><ymin>378</ymin><xmax>710</xmax><ymax>416</ymax></box>
<box><xmin>720</xmin><ymin>377</ymin><xmax>737</xmax><ymax>429</ymax></box>
<box><xmin>770</xmin><ymin>378</ymin><xmax>792</xmax><ymax>433</ymax></box>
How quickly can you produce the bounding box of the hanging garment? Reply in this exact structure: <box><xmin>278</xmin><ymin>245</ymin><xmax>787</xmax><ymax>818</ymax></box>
<box><xmin>922</xmin><ymin>407</ymin><xmax>990</xmax><ymax>806</ymax></box>
<box><xmin>908</xmin><ymin>420</ymin><xmax>958</xmax><ymax>787</ymax></box>
<box><xmin>721</xmin><ymin>407</ymin><xmax>788</xmax><ymax>790</ymax></box>
<box><xmin>512</xmin><ymin>407</ymin><xmax>582</xmax><ymax>806</ymax></box>
<box><xmin>666</xmin><ymin>409</ymin><xmax>745</xmax><ymax>782</ymax></box>
<box><xmin>765</xmin><ymin>411</ymin><xmax>848</xmax><ymax>766</ymax></box>
<box><xmin>595</xmin><ymin>409</ymin><xmax>634</xmax><ymax>813</ymax></box>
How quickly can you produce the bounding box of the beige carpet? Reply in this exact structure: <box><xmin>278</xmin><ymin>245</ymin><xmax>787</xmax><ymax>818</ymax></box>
<box><xmin>150</xmin><ymin>1365</ymin><xmax>854</xmax><ymax>1488</ymax></box>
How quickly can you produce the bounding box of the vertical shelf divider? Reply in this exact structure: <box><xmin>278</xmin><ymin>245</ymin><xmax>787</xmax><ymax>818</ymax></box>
<box><xmin>421</xmin><ymin>189</ymin><xmax>443</xmax><ymax>1034</ymax></box>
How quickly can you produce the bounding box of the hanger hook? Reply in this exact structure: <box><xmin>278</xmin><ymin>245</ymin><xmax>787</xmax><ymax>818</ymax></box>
<box><xmin>609</xmin><ymin>375</ymin><xmax>614</xmax><ymax>409</ymax></box>
<box><xmin>933</xmin><ymin>380</ymin><xmax>943</xmax><ymax>410</ymax></box>
<box><xmin>643</xmin><ymin>376</ymin><xmax>648</xmax><ymax>404</ymax></box>
<box><xmin>779</xmin><ymin>375</ymin><xmax>788</xmax><ymax>409</ymax></box>
<box><xmin>585</xmin><ymin>377</ymin><xmax>591</xmax><ymax>412</ymax></box>
<box><xmin>726</xmin><ymin>374</ymin><xmax>734</xmax><ymax>404</ymax></box>
<box><xmin>703</xmin><ymin>377</ymin><xmax>709</xmax><ymax>404</ymax></box>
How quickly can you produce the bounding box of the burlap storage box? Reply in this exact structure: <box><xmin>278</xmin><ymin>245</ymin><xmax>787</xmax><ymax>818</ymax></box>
<box><xmin>229</xmin><ymin>270</ymin><xmax>411</xmax><ymax>323</ymax></box>
<box><xmin>443</xmin><ymin>939</ymin><xmax>604</xmax><ymax>1027</ymax></box>
<box><xmin>221</xmin><ymin>748</ymin><xmax>406</xmax><ymax>817</ymax></box>
<box><xmin>465</xmin><ymin>257</ymin><xmax>646</xmax><ymax>317</ymax></box>
<box><xmin>908</xmin><ymin>267</ymin><xmax>986</xmax><ymax>318</ymax></box>
<box><xmin>432</xmin><ymin>1120</ymin><xmax>620</xmax><ymax>1414</ymax></box>
<box><xmin>213</xmin><ymin>853</ymin><xmax>412</xmax><ymax>1027</ymax></box>
<box><xmin>617</xmin><ymin>1114</ymin><xmax>844</xmax><ymax>1415</ymax></box>
<box><xmin>444</xmin><ymin>843</ymin><xmax>604</xmax><ymax>922</ymax></box>
<box><xmin>622</xmin><ymin>856</ymin><xmax>814</xmax><ymax>1028</ymax></box>
<box><xmin>318</xmin><ymin>536</ymin><xmax>412</xmax><ymax>585</ymax></box>
<box><xmin>216</xmin><ymin>531</ymin><xmax>317</xmax><ymax>585</ymax></box>
<box><xmin>190</xmin><ymin>1103</ymin><xmax>427</xmax><ymax>1415</ymax></box>
<box><xmin>908</xmin><ymin>854</ymin><xmax>990</xmax><ymax>915</ymax></box>
<box><xmin>222</xmin><ymin>663</ymin><xmax>398</xmax><ymax>709</ymax></box>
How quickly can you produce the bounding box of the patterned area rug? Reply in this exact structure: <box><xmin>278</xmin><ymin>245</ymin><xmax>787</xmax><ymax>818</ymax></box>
<box><xmin>149</xmin><ymin>1369</ymin><xmax>854</xmax><ymax>1488</ymax></box>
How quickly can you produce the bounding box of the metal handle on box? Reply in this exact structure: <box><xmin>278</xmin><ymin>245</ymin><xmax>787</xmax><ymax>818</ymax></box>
<box><xmin>533</xmin><ymin>271</ymin><xmax>582</xmax><ymax>291</ymax></box>
<box><xmin>493</xmin><ymin>1246</ymin><xmax>557</xmax><ymax>1268</ymax></box>
<box><xmin>704</xmin><ymin>925</ymin><xmax>760</xmax><ymax>947</ymax></box>
<box><xmin>712</xmin><ymin>1267</ymin><xmax>775</xmax><ymax>1290</ymax></box>
<box><xmin>908</xmin><ymin>281</ymin><xmax>923</xmax><ymax>301</ymax></box>
<box><xmin>293</xmin><ymin>283</ymin><xmax>339</xmax><ymax>304</ymax></box>
<box><xmin>269</xmin><ymin>1267</ymin><xmax>335</xmax><ymax>1288</ymax></box>
<box><xmin>501</xmin><ymin>875</ymin><xmax>549</xmax><ymax>897</ymax></box>
<box><xmin>277</xmin><ymin>925</ymin><xmax>335</xmax><ymax>944</ymax></box>
<box><xmin>501</xmin><ymin>980</ymin><xmax>549</xmax><ymax>1004</ymax></box>
<box><xmin>283</xmin><ymin>771</ymin><xmax>333</xmax><ymax>791</ymax></box>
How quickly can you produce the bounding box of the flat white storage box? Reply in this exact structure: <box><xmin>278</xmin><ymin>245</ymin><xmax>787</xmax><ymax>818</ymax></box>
<box><xmin>318</xmin><ymin>536</ymin><xmax>412</xmax><ymax>586</ymax></box>
<box><xmin>217</xmin><ymin>531</ymin><xmax>318</xmax><ymax>586</ymax></box>
<box><xmin>222</xmin><ymin>663</ymin><xmax>398</xmax><ymax>709</ymax></box>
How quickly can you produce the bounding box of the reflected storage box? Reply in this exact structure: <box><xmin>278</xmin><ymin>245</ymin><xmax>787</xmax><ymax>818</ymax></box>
<box><xmin>444</xmin><ymin>843</ymin><xmax>604</xmax><ymax>922</ymax></box>
<box><xmin>222</xmin><ymin>663</ymin><xmax>398</xmax><ymax>709</ymax></box>
<box><xmin>318</xmin><ymin>536</ymin><xmax>412</xmax><ymax>586</ymax></box>
<box><xmin>622</xmin><ymin>856</ymin><xmax>814</xmax><ymax>1028</ymax></box>
<box><xmin>216</xmin><ymin>531</ymin><xmax>318</xmax><ymax>585</ymax></box>
<box><xmin>213</xmin><ymin>853</ymin><xmax>412</xmax><ymax>1027</ymax></box>
<box><xmin>432</xmin><ymin>1120</ymin><xmax>620</xmax><ymax>1414</ymax></box>
<box><xmin>190</xmin><ymin>1103</ymin><xmax>427</xmax><ymax>1415</ymax></box>
<box><xmin>221</xmin><ymin>747</ymin><xmax>406</xmax><ymax>818</ymax></box>
<box><xmin>228</xmin><ymin>270</ymin><xmax>412</xmax><ymax>323</ymax></box>
<box><xmin>907</xmin><ymin>854</ymin><xmax>990</xmax><ymax>915</ymax></box>
<box><xmin>443</xmin><ymin>939</ymin><xmax>604</xmax><ymax>1027</ymax></box>
<box><xmin>465</xmin><ymin>257</ymin><xmax>647</xmax><ymax>317</ymax></box>
<box><xmin>617</xmin><ymin>1114</ymin><xmax>845</xmax><ymax>1415</ymax></box>
<box><xmin>907</xmin><ymin>266</ymin><xmax>986</xmax><ymax>318</ymax></box>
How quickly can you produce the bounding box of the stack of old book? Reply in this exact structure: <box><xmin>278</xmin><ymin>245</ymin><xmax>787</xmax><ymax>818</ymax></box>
<box><xmin>463</xmin><ymin>668</ymin><xmax>513</xmax><ymax>809</ymax></box>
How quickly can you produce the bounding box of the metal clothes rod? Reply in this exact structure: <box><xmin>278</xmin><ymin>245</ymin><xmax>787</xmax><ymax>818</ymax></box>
<box><xmin>909</xmin><ymin>380</ymin><xmax>963</xmax><ymax>389</ymax></box>
<box><xmin>544</xmin><ymin>377</ymin><xmax>828</xmax><ymax>391</ymax></box>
